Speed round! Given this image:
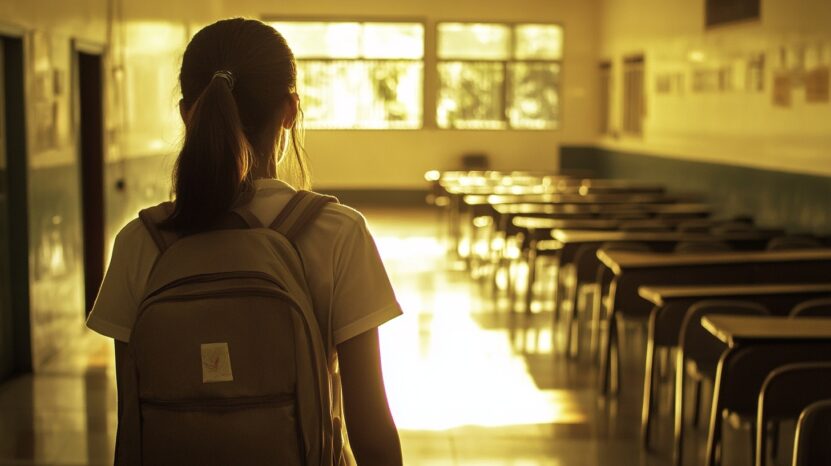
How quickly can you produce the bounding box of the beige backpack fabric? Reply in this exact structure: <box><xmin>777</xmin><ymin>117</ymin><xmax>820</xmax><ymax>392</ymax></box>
<box><xmin>114</xmin><ymin>191</ymin><xmax>339</xmax><ymax>466</ymax></box>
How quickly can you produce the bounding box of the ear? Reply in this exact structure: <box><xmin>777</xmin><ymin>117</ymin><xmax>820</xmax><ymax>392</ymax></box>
<box><xmin>281</xmin><ymin>93</ymin><xmax>299</xmax><ymax>129</ymax></box>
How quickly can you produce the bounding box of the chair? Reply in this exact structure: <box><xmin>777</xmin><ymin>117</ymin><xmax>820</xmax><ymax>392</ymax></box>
<box><xmin>766</xmin><ymin>236</ymin><xmax>823</xmax><ymax>251</ymax></box>
<box><xmin>678</xmin><ymin>220</ymin><xmax>713</xmax><ymax>233</ymax></box>
<box><xmin>793</xmin><ymin>399</ymin><xmax>831</xmax><ymax>466</ymax></box>
<box><xmin>711</xmin><ymin>221</ymin><xmax>756</xmax><ymax>234</ymax></box>
<box><xmin>707</xmin><ymin>342</ymin><xmax>831</xmax><ymax>466</ymax></box>
<box><xmin>673</xmin><ymin>241</ymin><xmax>732</xmax><ymax>254</ymax></box>
<box><xmin>756</xmin><ymin>363</ymin><xmax>831</xmax><ymax>466</ymax></box>
<box><xmin>674</xmin><ymin>300</ymin><xmax>770</xmax><ymax>466</ymax></box>
<box><xmin>620</xmin><ymin>220</ymin><xmax>671</xmax><ymax>232</ymax></box>
<box><xmin>790</xmin><ymin>298</ymin><xmax>831</xmax><ymax>317</ymax></box>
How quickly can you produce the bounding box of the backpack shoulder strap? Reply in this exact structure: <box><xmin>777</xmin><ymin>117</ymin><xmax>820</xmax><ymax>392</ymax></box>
<box><xmin>138</xmin><ymin>202</ymin><xmax>180</xmax><ymax>253</ymax></box>
<box><xmin>270</xmin><ymin>190</ymin><xmax>338</xmax><ymax>242</ymax></box>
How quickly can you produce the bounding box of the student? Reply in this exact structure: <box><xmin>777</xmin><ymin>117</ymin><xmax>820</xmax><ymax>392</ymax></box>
<box><xmin>86</xmin><ymin>18</ymin><xmax>403</xmax><ymax>466</ymax></box>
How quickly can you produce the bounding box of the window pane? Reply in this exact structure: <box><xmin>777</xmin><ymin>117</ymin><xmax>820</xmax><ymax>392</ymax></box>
<box><xmin>437</xmin><ymin>23</ymin><xmax>511</xmax><ymax>60</ymax></box>
<box><xmin>297</xmin><ymin>60</ymin><xmax>423</xmax><ymax>129</ymax></box>
<box><xmin>362</xmin><ymin>23</ymin><xmax>424</xmax><ymax>59</ymax></box>
<box><xmin>270</xmin><ymin>22</ymin><xmax>361</xmax><ymax>58</ymax></box>
<box><xmin>515</xmin><ymin>24</ymin><xmax>563</xmax><ymax>60</ymax></box>
<box><xmin>437</xmin><ymin>62</ymin><xmax>505</xmax><ymax>129</ymax></box>
<box><xmin>507</xmin><ymin>62</ymin><xmax>560</xmax><ymax>129</ymax></box>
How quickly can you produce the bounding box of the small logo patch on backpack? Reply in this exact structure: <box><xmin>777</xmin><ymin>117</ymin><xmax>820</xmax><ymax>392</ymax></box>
<box><xmin>201</xmin><ymin>343</ymin><xmax>234</xmax><ymax>383</ymax></box>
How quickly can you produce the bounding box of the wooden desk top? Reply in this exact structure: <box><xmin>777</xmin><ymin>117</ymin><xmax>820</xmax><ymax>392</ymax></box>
<box><xmin>554</xmin><ymin>229</ymin><xmax>772</xmax><ymax>244</ymax></box>
<box><xmin>514</xmin><ymin>217</ymin><xmax>624</xmax><ymax>230</ymax></box>
<box><xmin>495</xmin><ymin>202</ymin><xmax>710</xmax><ymax>216</ymax></box>
<box><xmin>598</xmin><ymin>249</ymin><xmax>831</xmax><ymax>275</ymax></box>
<box><xmin>639</xmin><ymin>283</ymin><xmax>831</xmax><ymax>306</ymax></box>
<box><xmin>477</xmin><ymin>193</ymin><xmax>699</xmax><ymax>206</ymax></box>
<box><xmin>702</xmin><ymin>315</ymin><xmax>831</xmax><ymax>347</ymax></box>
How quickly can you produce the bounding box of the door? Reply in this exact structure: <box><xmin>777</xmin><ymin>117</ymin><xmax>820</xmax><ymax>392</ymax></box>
<box><xmin>0</xmin><ymin>35</ymin><xmax>32</xmax><ymax>382</ymax></box>
<box><xmin>76</xmin><ymin>51</ymin><xmax>104</xmax><ymax>315</ymax></box>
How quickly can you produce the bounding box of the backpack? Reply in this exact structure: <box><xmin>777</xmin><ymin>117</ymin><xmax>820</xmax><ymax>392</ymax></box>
<box><xmin>113</xmin><ymin>191</ymin><xmax>339</xmax><ymax>466</ymax></box>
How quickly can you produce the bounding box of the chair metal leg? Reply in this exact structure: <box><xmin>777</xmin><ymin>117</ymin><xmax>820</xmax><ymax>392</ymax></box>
<box><xmin>674</xmin><ymin>349</ymin><xmax>686</xmax><ymax>466</ymax></box>
<box><xmin>692</xmin><ymin>378</ymin><xmax>702</xmax><ymax>428</ymax></box>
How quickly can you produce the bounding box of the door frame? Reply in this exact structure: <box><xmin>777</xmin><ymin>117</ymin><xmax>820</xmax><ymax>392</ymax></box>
<box><xmin>0</xmin><ymin>23</ymin><xmax>32</xmax><ymax>376</ymax></box>
<box><xmin>71</xmin><ymin>39</ymin><xmax>107</xmax><ymax>315</ymax></box>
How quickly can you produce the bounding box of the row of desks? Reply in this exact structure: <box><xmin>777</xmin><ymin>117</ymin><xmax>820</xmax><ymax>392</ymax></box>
<box><xmin>598</xmin><ymin>249</ymin><xmax>831</xmax><ymax>466</ymax></box>
<box><xmin>434</xmin><ymin>170</ymin><xmax>831</xmax><ymax>466</ymax></box>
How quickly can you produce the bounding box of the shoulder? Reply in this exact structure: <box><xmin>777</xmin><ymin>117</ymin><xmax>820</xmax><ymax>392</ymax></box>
<box><xmin>315</xmin><ymin>201</ymin><xmax>370</xmax><ymax>235</ymax></box>
<box><xmin>115</xmin><ymin>217</ymin><xmax>148</xmax><ymax>242</ymax></box>
<box><xmin>111</xmin><ymin>217</ymin><xmax>160</xmax><ymax>258</ymax></box>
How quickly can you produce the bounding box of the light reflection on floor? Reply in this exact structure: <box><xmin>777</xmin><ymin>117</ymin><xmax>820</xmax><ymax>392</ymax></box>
<box><xmin>375</xmin><ymin>231</ymin><xmax>586</xmax><ymax>430</ymax></box>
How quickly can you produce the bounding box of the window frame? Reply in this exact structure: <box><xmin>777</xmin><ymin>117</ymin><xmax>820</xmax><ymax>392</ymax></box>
<box><xmin>434</xmin><ymin>20</ymin><xmax>564</xmax><ymax>131</ymax></box>
<box><xmin>263</xmin><ymin>16</ymin><xmax>428</xmax><ymax>131</ymax></box>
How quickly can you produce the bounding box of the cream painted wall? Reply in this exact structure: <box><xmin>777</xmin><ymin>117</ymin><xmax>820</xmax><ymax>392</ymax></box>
<box><xmin>119</xmin><ymin>0</ymin><xmax>601</xmax><ymax>188</ymax></box>
<box><xmin>0</xmin><ymin>0</ymin><xmax>111</xmax><ymax>370</ymax></box>
<box><xmin>598</xmin><ymin>0</ymin><xmax>831</xmax><ymax>177</ymax></box>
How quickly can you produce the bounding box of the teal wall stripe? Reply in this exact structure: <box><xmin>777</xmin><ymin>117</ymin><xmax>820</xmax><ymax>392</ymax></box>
<box><xmin>560</xmin><ymin>146</ymin><xmax>831</xmax><ymax>234</ymax></box>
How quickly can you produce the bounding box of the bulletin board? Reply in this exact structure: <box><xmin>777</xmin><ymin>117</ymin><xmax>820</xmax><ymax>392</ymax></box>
<box><xmin>706</xmin><ymin>0</ymin><xmax>760</xmax><ymax>28</ymax></box>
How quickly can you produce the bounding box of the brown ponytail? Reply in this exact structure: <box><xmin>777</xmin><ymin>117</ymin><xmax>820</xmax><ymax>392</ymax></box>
<box><xmin>162</xmin><ymin>74</ymin><xmax>254</xmax><ymax>233</ymax></box>
<box><xmin>161</xmin><ymin>18</ymin><xmax>307</xmax><ymax>234</ymax></box>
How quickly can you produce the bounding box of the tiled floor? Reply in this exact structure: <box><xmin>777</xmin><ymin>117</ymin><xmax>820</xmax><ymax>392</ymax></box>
<box><xmin>0</xmin><ymin>206</ymin><xmax>762</xmax><ymax>465</ymax></box>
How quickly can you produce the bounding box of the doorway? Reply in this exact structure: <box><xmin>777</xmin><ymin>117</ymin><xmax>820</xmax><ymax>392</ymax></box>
<box><xmin>0</xmin><ymin>34</ymin><xmax>32</xmax><ymax>383</ymax></box>
<box><xmin>76</xmin><ymin>50</ymin><xmax>104</xmax><ymax>316</ymax></box>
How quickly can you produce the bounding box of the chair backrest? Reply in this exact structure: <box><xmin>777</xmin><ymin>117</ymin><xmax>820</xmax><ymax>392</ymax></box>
<box><xmin>793</xmin><ymin>399</ymin><xmax>831</xmax><ymax>466</ymax></box>
<box><xmin>720</xmin><ymin>342</ymin><xmax>831</xmax><ymax>417</ymax></box>
<box><xmin>759</xmin><ymin>363</ymin><xmax>831</xmax><ymax>423</ymax></box>
<box><xmin>673</xmin><ymin>241</ymin><xmax>732</xmax><ymax>254</ymax></box>
<box><xmin>711</xmin><ymin>221</ymin><xmax>755</xmax><ymax>234</ymax></box>
<box><xmin>680</xmin><ymin>300</ymin><xmax>769</xmax><ymax>376</ymax></box>
<box><xmin>767</xmin><ymin>235</ymin><xmax>823</xmax><ymax>251</ymax></box>
<box><xmin>677</xmin><ymin>220</ymin><xmax>712</xmax><ymax>233</ymax></box>
<box><xmin>790</xmin><ymin>298</ymin><xmax>831</xmax><ymax>318</ymax></box>
<box><xmin>620</xmin><ymin>221</ymin><xmax>671</xmax><ymax>232</ymax></box>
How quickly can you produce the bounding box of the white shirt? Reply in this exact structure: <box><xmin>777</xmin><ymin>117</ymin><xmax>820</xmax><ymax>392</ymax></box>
<box><xmin>87</xmin><ymin>178</ymin><xmax>403</xmax><ymax>347</ymax></box>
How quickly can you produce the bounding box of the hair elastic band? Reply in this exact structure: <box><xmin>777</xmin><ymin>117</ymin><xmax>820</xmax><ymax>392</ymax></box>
<box><xmin>212</xmin><ymin>70</ymin><xmax>235</xmax><ymax>90</ymax></box>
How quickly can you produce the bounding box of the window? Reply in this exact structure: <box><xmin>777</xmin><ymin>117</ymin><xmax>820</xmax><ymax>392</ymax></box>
<box><xmin>599</xmin><ymin>62</ymin><xmax>611</xmax><ymax>135</ymax></box>
<box><xmin>436</xmin><ymin>23</ymin><xmax>562</xmax><ymax>130</ymax></box>
<box><xmin>269</xmin><ymin>21</ymin><xmax>424</xmax><ymax>129</ymax></box>
<box><xmin>622</xmin><ymin>55</ymin><xmax>645</xmax><ymax>135</ymax></box>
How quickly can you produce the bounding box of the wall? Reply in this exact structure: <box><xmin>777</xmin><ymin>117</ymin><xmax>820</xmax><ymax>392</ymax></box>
<box><xmin>0</xmin><ymin>0</ymin><xmax>111</xmax><ymax>370</ymax></box>
<box><xmin>561</xmin><ymin>146</ymin><xmax>831</xmax><ymax>234</ymax></box>
<box><xmin>118</xmin><ymin>0</ymin><xmax>601</xmax><ymax>189</ymax></box>
<box><xmin>597</xmin><ymin>0</ymin><xmax>831</xmax><ymax>177</ymax></box>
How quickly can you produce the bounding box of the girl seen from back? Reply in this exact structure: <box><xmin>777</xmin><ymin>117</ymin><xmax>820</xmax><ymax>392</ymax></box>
<box><xmin>87</xmin><ymin>18</ymin><xmax>403</xmax><ymax>466</ymax></box>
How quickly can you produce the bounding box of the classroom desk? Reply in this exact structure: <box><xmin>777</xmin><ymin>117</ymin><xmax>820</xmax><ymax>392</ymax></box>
<box><xmin>638</xmin><ymin>284</ymin><xmax>831</xmax><ymax>451</ymax></box>
<box><xmin>699</xmin><ymin>315</ymin><xmax>831</xmax><ymax>466</ymax></box>
<box><xmin>594</xmin><ymin>249</ymin><xmax>831</xmax><ymax>395</ymax></box>
<box><xmin>551</xmin><ymin>230</ymin><xmax>777</xmax><ymax>337</ymax></box>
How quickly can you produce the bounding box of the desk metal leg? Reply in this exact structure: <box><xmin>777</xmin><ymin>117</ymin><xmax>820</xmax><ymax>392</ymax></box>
<box><xmin>599</xmin><ymin>307</ymin><xmax>619</xmax><ymax>395</ymax></box>
<box><xmin>524</xmin><ymin>240</ymin><xmax>538</xmax><ymax>315</ymax></box>
<box><xmin>641</xmin><ymin>314</ymin><xmax>658</xmax><ymax>450</ymax></box>
<box><xmin>705</xmin><ymin>351</ymin><xmax>731</xmax><ymax>466</ymax></box>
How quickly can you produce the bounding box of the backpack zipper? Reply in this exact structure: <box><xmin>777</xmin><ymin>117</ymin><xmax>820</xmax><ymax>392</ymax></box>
<box><xmin>142</xmin><ymin>271</ymin><xmax>285</xmax><ymax>302</ymax></box>
<box><xmin>142</xmin><ymin>394</ymin><xmax>294</xmax><ymax>411</ymax></box>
